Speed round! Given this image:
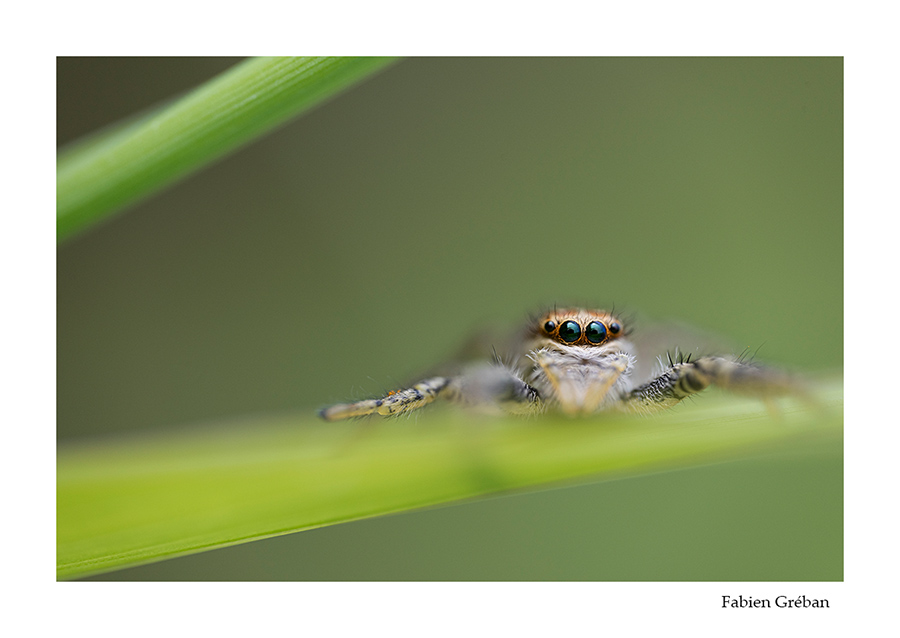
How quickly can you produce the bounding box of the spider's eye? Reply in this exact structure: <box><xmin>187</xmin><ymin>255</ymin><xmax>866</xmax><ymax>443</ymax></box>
<box><xmin>586</xmin><ymin>321</ymin><xmax>607</xmax><ymax>344</ymax></box>
<box><xmin>543</xmin><ymin>320</ymin><xmax>557</xmax><ymax>333</ymax></box>
<box><xmin>609</xmin><ymin>322</ymin><xmax>621</xmax><ymax>335</ymax></box>
<box><xmin>558</xmin><ymin>320</ymin><xmax>581</xmax><ymax>343</ymax></box>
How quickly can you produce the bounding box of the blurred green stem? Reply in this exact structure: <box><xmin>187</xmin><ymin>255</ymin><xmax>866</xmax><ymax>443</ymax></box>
<box><xmin>57</xmin><ymin>379</ymin><xmax>841</xmax><ymax>580</ymax></box>
<box><xmin>57</xmin><ymin>57</ymin><xmax>396</xmax><ymax>243</ymax></box>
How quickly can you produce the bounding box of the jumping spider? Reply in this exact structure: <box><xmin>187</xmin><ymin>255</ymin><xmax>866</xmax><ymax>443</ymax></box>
<box><xmin>319</xmin><ymin>307</ymin><xmax>802</xmax><ymax>421</ymax></box>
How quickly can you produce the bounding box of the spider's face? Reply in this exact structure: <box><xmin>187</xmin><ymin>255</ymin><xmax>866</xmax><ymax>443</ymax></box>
<box><xmin>531</xmin><ymin>308</ymin><xmax>626</xmax><ymax>350</ymax></box>
<box><xmin>524</xmin><ymin>308</ymin><xmax>634</xmax><ymax>415</ymax></box>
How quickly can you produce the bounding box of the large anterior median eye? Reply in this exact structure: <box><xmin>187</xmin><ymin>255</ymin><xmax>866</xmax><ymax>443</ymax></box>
<box><xmin>558</xmin><ymin>320</ymin><xmax>581</xmax><ymax>343</ymax></box>
<box><xmin>586</xmin><ymin>321</ymin><xmax>607</xmax><ymax>344</ymax></box>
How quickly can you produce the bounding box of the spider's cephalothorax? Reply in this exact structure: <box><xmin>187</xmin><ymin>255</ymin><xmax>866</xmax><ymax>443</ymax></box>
<box><xmin>318</xmin><ymin>307</ymin><xmax>801</xmax><ymax>421</ymax></box>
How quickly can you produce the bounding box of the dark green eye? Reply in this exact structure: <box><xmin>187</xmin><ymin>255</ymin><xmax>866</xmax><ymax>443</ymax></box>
<box><xmin>558</xmin><ymin>320</ymin><xmax>581</xmax><ymax>343</ymax></box>
<box><xmin>609</xmin><ymin>322</ymin><xmax>621</xmax><ymax>335</ymax></box>
<box><xmin>586</xmin><ymin>321</ymin><xmax>607</xmax><ymax>344</ymax></box>
<box><xmin>543</xmin><ymin>320</ymin><xmax>557</xmax><ymax>333</ymax></box>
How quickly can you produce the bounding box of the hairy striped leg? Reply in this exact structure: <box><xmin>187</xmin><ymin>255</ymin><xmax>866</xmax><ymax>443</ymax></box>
<box><xmin>319</xmin><ymin>377</ymin><xmax>451</xmax><ymax>421</ymax></box>
<box><xmin>624</xmin><ymin>355</ymin><xmax>803</xmax><ymax>413</ymax></box>
<box><xmin>319</xmin><ymin>365</ymin><xmax>541</xmax><ymax>421</ymax></box>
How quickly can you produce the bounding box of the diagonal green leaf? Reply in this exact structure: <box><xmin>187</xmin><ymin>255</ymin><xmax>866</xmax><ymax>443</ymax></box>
<box><xmin>57</xmin><ymin>378</ymin><xmax>841</xmax><ymax>580</ymax></box>
<box><xmin>56</xmin><ymin>56</ymin><xmax>397</xmax><ymax>243</ymax></box>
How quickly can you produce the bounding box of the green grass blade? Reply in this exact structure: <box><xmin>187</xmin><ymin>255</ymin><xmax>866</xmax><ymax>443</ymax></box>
<box><xmin>56</xmin><ymin>56</ymin><xmax>396</xmax><ymax>243</ymax></box>
<box><xmin>57</xmin><ymin>379</ymin><xmax>841</xmax><ymax>580</ymax></box>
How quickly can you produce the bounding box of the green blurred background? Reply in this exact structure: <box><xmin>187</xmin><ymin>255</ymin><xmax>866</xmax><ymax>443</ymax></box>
<box><xmin>58</xmin><ymin>57</ymin><xmax>842</xmax><ymax>580</ymax></box>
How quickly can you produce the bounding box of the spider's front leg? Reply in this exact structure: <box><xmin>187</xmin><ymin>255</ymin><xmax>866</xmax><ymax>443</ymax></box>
<box><xmin>318</xmin><ymin>376</ymin><xmax>451</xmax><ymax>421</ymax></box>
<box><xmin>624</xmin><ymin>355</ymin><xmax>803</xmax><ymax>413</ymax></box>
<box><xmin>318</xmin><ymin>364</ymin><xmax>542</xmax><ymax>421</ymax></box>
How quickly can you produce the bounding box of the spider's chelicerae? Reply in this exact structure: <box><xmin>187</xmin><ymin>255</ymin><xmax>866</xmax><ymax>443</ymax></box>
<box><xmin>319</xmin><ymin>307</ymin><xmax>803</xmax><ymax>421</ymax></box>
